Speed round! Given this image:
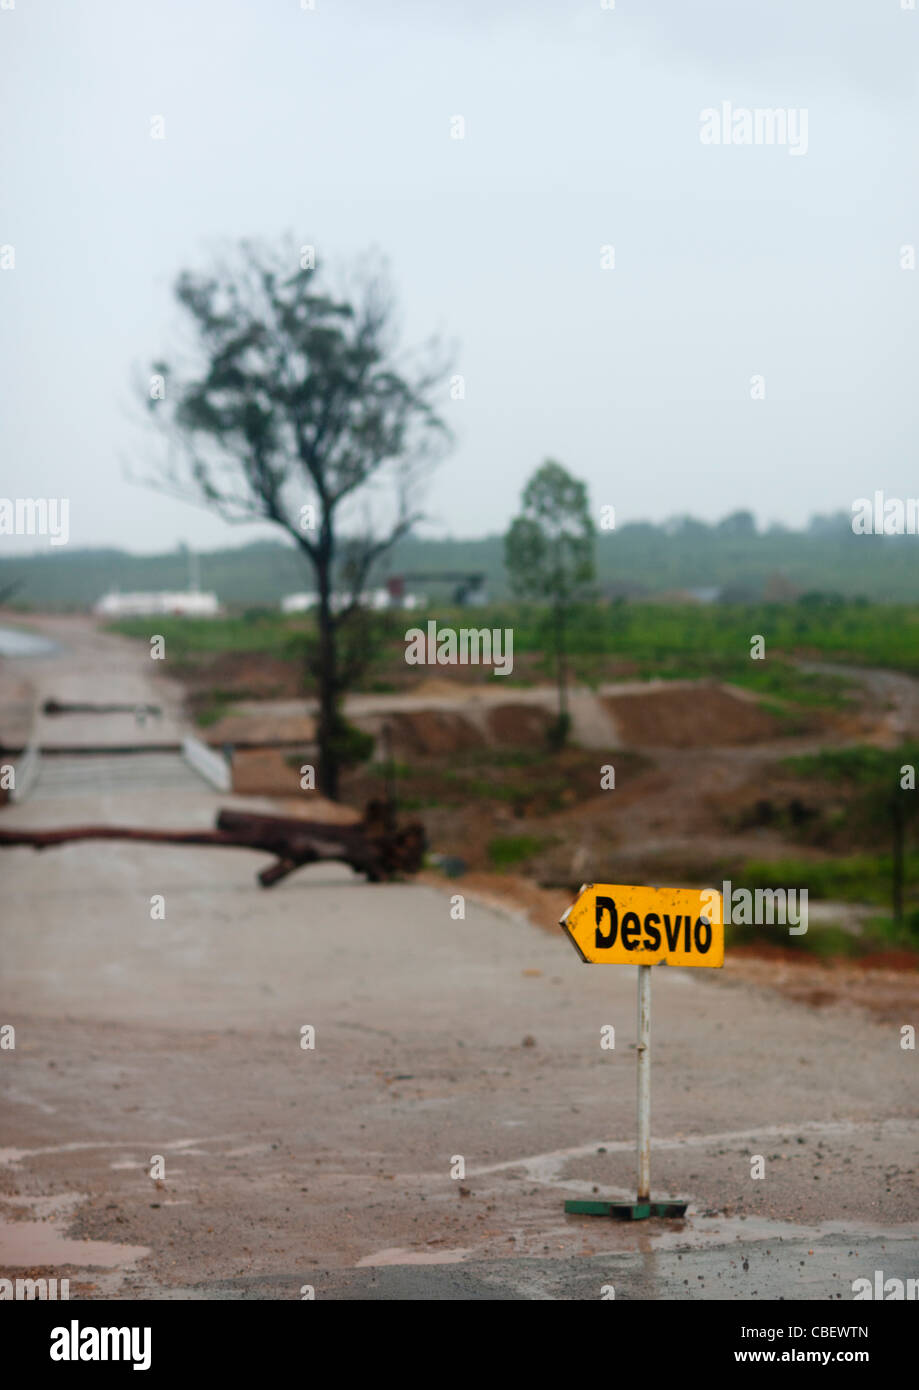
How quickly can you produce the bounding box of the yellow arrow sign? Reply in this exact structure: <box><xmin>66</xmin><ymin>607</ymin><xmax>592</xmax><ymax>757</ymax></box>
<box><xmin>561</xmin><ymin>883</ymin><xmax>724</xmax><ymax>967</ymax></box>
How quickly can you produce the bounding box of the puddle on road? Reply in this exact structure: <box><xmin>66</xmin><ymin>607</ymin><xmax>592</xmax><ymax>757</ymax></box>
<box><xmin>651</xmin><ymin>1212</ymin><xmax>919</xmax><ymax>1250</ymax></box>
<box><xmin>357</xmin><ymin>1246</ymin><xmax>474</xmax><ymax>1267</ymax></box>
<box><xmin>0</xmin><ymin>1190</ymin><xmax>149</xmax><ymax>1271</ymax></box>
<box><xmin>0</xmin><ymin>626</ymin><xmax>60</xmax><ymax>658</ymax></box>
<box><xmin>0</xmin><ymin>1218</ymin><xmax>149</xmax><ymax>1269</ymax></box>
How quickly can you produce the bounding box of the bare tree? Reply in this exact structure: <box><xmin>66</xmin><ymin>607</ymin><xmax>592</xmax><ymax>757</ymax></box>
<box><xmin>142</xmin><ymin>237</ymin><xmax>452</xmax><ymax>799</ymax></box>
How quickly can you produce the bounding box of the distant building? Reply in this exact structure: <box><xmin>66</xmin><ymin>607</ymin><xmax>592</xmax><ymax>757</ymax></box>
<box><xmin>280</xmin><ymin>592</ymin><xmax>318</xmax><ymax>613</ymax></box>
<box><xmin>648</xmin><ymin>587</ymin><xmax>723</xmax><ymax>605</ymax></box>
<box><xmin>94</xmin><ymin>590</ymin><xmax>221</xmax><ymax>617</ymax></box>
<box><xmin>281</xmin><ymin>588</ymin><xmax>421</xmax><ymax>614</ymax></box>
<box><xmin>685</xmin><ymin>586</ymin><xmax>722</xmax><ymax>604</ymax></box>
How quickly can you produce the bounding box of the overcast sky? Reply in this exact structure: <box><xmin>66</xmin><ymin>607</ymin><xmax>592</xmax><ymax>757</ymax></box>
<box><xmin>2</xmin><ymin>0</ymin><xmax>918</xmax><ymax>555</ymax></box>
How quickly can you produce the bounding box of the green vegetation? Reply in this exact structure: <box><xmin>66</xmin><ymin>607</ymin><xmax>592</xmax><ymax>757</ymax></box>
<box><xmin>724</xmin><ymin>913</ymin><xmax>919</xmax><ymax>959</ymax></box>
<box><xmin>327</xmin><ymin>717</ymin><xmax>375</xmax><ymax>769</ymax></box>
<box><xmin>9</xmin><ymin>514</ymin><xmax>919</xmax><ymax>610</ymax></box>
<box><xmin>109</xmin><ymin>613</ymin><xmax>301</xmax><ymax>663</ymax></box>
<box><xmin>487</xmin><ymin>834</ymin><xmax>555</xmax><ymax>870</ymax></box>
<box><xmin>355</xmin><ymin>747</ymin><xmax>645</xmax><ymax>815</ymax></box>
<box><xmin>490</xmin><ymin>596</ymin><xmax>905</xmax><ymax>685</ymax></box>
<box><xmin>103</xmin><ymin>594</ymin><xmax>919</xmax><ymax>711</ymax></box>
<box><xmin>741</xmin><ymin>853</ymin><xmax>919</xmax><ymax>908</ymax></box>
<box><xmin>194</xmin><ymin>695</ymin><xmax>237</xmax><ymax>728</ymax></box>
<box><xmin>505</xmin><ymin>458</ymin><xmax>596</xmax><ymax>740</ymax></box>
<box><xmin>782</xmin><ymin>745</ymin><xmax>919</xmax><ymax>785</ymax></box>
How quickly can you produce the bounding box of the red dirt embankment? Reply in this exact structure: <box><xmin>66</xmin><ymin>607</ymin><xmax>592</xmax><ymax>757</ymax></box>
<box><xmin>602</xmin><ymin>683</ymin><xmax>779</xmax><ymax>746</ymax></box>
<box><xmin>384</xmin><ymin>704</ymin><xmax>554</xmax><ymax>756</ymax></box>
<box><xmin>215</xmin><ymin>682</ymin><xmax>796</xmax><ymax>796</ymax></box>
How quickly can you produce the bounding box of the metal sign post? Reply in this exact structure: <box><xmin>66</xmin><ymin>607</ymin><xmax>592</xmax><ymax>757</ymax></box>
<box><xmin>637</xmin><ymin>963</ymin><xmax>651</xmax><ymax>1204</ymax></box>
<box><xmin>559</xmin><ymin>882</ymin><xmax>724</xmax><ymax>1221</ymax></box>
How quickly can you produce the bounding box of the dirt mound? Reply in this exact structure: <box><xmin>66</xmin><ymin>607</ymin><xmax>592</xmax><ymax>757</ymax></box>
<box><xmin>386</xmin><ymin>710</ymin><xmax>486</xmax><ymax>756</ymax></box>
<box><xmin>231</xmin><ymin>749</ymin><xmax>306</xmax><ymax>796</ymax></box>
<box><xmin>485</xmin><ymin>703</ymin><xmax>553</xmax><ymax>745</ymax></box>
<box><xmin>383</xmin><ymin>702</ymin><xmax>554</xmax><ymax>756</ymax></box>
<box><xmin>603</xmin><ymin>683</ymin><xmax>779</xmax><ymax>747</ymax></box>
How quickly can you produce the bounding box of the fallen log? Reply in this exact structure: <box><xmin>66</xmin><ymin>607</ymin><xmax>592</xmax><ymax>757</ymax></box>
<box><xmin>0</xmin><ymin>799</ymin><xmax>426</xmax><ymax>887</ymax></box>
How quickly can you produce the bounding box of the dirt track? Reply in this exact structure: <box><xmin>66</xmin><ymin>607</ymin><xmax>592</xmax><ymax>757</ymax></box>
<box><xmin>1</xmin><ymin>618</ymin><xmax>918</xmax><ymax>1300</ymax></box>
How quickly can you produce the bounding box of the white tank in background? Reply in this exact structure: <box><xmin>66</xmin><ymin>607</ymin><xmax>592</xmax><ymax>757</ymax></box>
<box><xmin>94</xmin><ymin>591</ymin><xmax>221</xmax><ymax>617</ymax></box>
<box><xmin>280</xmin><ymin>592</ymin><xmax>318</xmax><ymax>613</ymax></box>
<box><xmin>280</xmin><ymin>588</ymin><xmax>422</xmax><ymax>613</ymax></box>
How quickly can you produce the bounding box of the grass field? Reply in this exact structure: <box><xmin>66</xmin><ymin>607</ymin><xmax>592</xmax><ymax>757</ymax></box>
<box><xmin>109</xmin><ymin>594</ymin><xmax>919</xmax><ymax>706</ymax></box>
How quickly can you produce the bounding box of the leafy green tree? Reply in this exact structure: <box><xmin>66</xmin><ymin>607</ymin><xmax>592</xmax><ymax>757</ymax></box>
<box><xmin>504</xmin><ymin>460</ymin><xmax>595</xmax><ymax>745</ymax></box>
<box><xmin>142</xmin><ymin>238</ymin><xmax>451</xmax><ymax>800</ymax></box>
<box><xmin>717</xmin><ymin>509</ymin><xmax>757</xmax><ymax>537</ymax></box>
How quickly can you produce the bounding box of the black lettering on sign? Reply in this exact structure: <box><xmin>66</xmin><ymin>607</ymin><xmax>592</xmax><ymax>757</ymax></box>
<box><xmin>694</xmin><ymin>916</ymin><xmax>712</xmax><ymax>953</ymax></box>
<box><xmin>621</xmin><ymin>911</ymin><xmax>641</xmax><ymax>949</ymax></box>
<box><xmin>643</xmin><ymin>912</ymin><xmax>661</xmax><ymax>950</ymax></box>
<box><xmin>663</xmin><ymin>914</ymin><xmax>681</xmax><ymax>951</ymax></box>
<box><xmin>595</xmin><ymin>895</ymin><xmax>618</xmax><ymax>949</ymax></box>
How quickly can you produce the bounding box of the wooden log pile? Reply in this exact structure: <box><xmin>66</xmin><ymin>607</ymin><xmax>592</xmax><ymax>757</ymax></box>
<box><xmin>0</xmin><ymin>799</ymin><xmax>426</xmax><ymax>887</ymax></box>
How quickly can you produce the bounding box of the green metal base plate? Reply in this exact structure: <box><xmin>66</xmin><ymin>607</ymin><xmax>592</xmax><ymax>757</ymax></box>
<box><xmin>564</xmin><ymin>1199</ymin><xmax>688</xmax><ymax>1221</ymax></box>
